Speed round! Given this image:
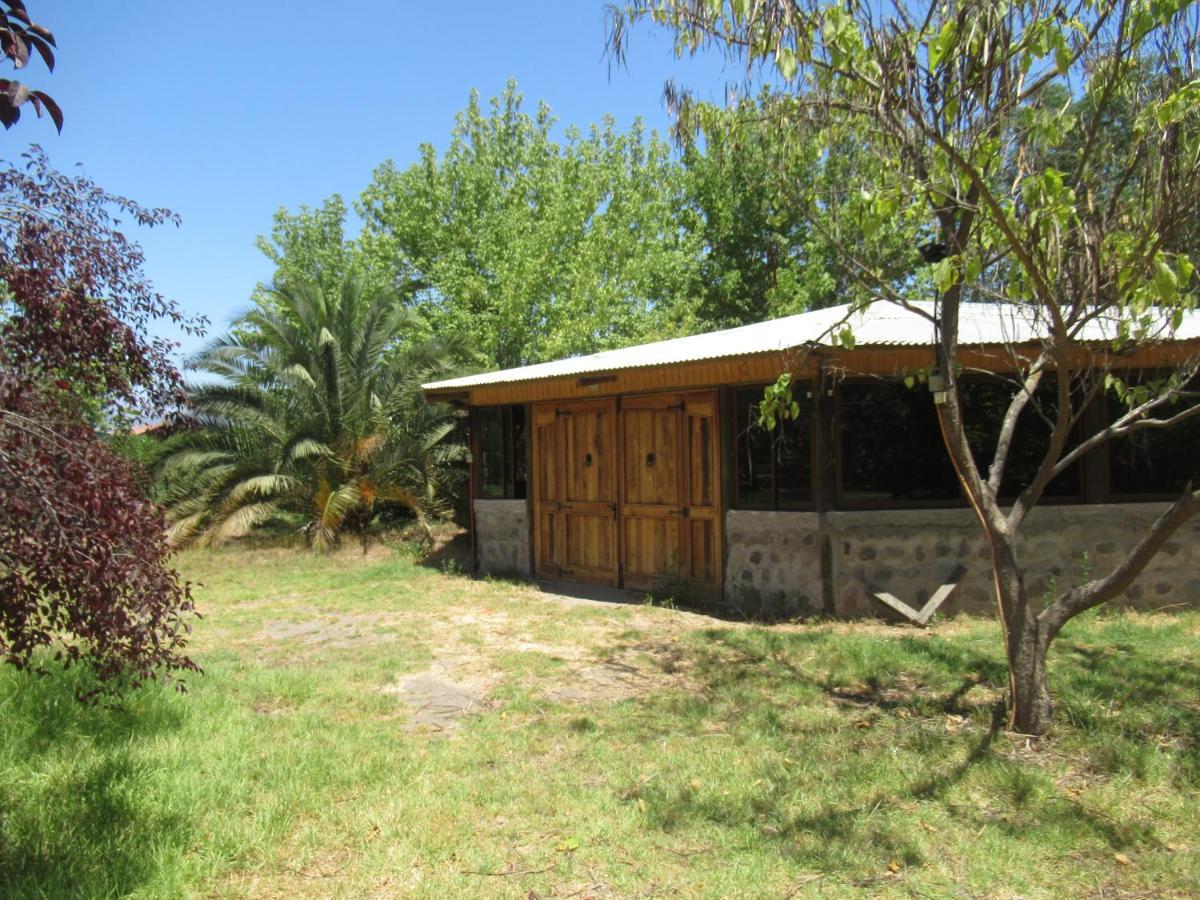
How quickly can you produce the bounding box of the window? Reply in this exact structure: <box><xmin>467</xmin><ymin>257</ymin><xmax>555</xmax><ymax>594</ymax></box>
<box><xmin>475</xmin><ymin>405</ymin><xmax>526</xmax><ymax>499</ymax></box>
<box><xmin>734</xmin><ymin>386</ymin><xmax>813</xmax><ymax>509</ymax></box>
<box><xmin>960</xmin><ymin>375</ymin><xmax>1082</xmax><ymax>500</ymax></box>
<box><xmin>1107</xmin><ymin>371</ymin><xmax>1200</xmax><ymax>497</ymax></box>
<box><xmin>837</xmin><ymin>376</ymin><xmax>1084</xmax><ymax>508</ymax></box>
<box><xmin>838</xmin><ymin>380</ymin><xmax>960</xmax><ymax>506</ymax></box>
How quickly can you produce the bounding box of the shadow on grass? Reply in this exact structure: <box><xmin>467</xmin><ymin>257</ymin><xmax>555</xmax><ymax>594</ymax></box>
<box><xmin>0</xmin><ymin>664</ymin><xmax>191</xmax><ymax>899</ymax></box>
<box><xmin>608</xmin><ymin>623</ymin><xmax>1198</xmax><ymax>872</ymax></box>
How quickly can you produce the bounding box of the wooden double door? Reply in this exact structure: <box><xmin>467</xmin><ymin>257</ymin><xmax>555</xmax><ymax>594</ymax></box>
<box><xmin>532</xmin><ymin>392</ymin><xmax>721</xmax><ymax>597</ymax></box>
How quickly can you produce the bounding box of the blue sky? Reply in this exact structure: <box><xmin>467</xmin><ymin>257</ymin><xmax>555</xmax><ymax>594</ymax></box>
<box><xmin>19</xmin><ymin>1</ymin><xmax>733</xmax><ymax>358</ymax></box>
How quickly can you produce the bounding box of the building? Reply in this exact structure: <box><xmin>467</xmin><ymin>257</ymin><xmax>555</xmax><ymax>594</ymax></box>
<box><xmin>421</xmin><ymin>301</ymin><xmax>1200</xmax><ymax>618</ymax></box>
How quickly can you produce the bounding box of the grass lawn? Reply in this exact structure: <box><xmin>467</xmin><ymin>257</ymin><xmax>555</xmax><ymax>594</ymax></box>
<box><xmin>1</xmin><ymin>541</ymin><xmax>1198</xmax><ymax>898</ymax></box>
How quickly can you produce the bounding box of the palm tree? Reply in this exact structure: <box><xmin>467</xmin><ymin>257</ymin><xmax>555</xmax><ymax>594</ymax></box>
<box><xmin>157</xmin><ymin>278</ymin><xmax>467</xmax><ymax>550</ymax></box>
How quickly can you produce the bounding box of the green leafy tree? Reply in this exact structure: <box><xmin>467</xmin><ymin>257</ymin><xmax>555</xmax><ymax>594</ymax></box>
<box><xmin>684</xmin><ymin>96</ymin><xmax>917</xmax><ymax>327</ymax></box>
<box><xmin>357</xmin><ymin>82</ymin><xmax>704</xmax><ymax>368</ymax></box>
<box><xmin>254</xmin><ymin>195</ymin><xmax>387</xmax><ymax>305</ymax></box>
<box><xmin>613</xmin><ymin>0</ymin><xmax>1200</xmax><ymax>734</ymax></box>
<box><xmin>158</xmin><ymin>279</ymin><xmax>466</xmax><ymax>550</ymax></box>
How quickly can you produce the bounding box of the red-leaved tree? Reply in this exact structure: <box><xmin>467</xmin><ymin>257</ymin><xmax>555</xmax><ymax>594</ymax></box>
<box><xmin>0</xmin><ymin>1</ymin><xmax>60</xmax><ymax>132</ymax></box>
<box><xmin>0</xmin><ymin>146</ymin><xmax>205</xmax><ymax>695</ymax></box>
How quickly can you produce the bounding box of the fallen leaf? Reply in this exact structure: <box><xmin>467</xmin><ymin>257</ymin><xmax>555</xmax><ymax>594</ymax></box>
<box><xmin>688</xmin><ymin>778</ymin><xmax>702</xmax><ymax>790</ymax></box>
<box><xmin>1114</xmin><ymin>852</ymin><xmax>1132</xmax><ymax>866</ymax></box>
<box><xmin>888</xmin><ymin>859</ymin><xmax>901</xmax><ymax>873</ymax></box>
<box><xmin>555</xmin><ymin>837</ymin><xmax>581</xmax><ymax>853</ymax></box>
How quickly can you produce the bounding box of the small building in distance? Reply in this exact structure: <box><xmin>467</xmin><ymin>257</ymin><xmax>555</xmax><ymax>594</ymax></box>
<box><xmin>422</xmin><ymin>301</ymin><xmax>1200</xmax><ymax>619</ymax></box>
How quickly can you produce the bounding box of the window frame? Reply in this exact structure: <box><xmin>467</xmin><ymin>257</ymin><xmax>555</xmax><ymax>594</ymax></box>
<box><xmin>1102</xmin><ymin>368</ymin><xmax>1200</xmax><ymax>503</ymax></box>
<box><xmin>472</xmin><ymin>404</ymin><xmax>527</xmax><ymax>501</ymax></box>
<box><xmin>833</xmin><ymin>375</ymin><xmax>1088</xmax><ymax>511</ymax></box>
<box><xmin>833</xmin><ymin>377</ymin><xmax>965</xmax><ymax>511</ymax></box>
<box><xmin>732</xmin><ymin>382</ymin><xmax>816</xmax><ymax>511</ymax></box>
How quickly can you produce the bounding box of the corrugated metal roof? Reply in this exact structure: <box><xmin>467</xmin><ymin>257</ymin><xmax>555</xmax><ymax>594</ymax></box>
<box><xmin>422</xmin><ymin>300</ymin><xmax>1200</xmax><ymax>392</ymax></box>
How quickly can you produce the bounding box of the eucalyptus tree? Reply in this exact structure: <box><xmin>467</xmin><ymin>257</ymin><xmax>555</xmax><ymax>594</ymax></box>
<box><xmin>612</xmin><ymin>0</ymin><xmax>1200</xmax><ymax>734</ymax></box>
<box><xmin>357</xmin><ymin>81</ymin><xmax>704</xmax><ymax>369</ymax></box>
<box><xmin>158</xmin><ymin>279</ymin><xmax>466</xmax><ymax>551</ymax></box>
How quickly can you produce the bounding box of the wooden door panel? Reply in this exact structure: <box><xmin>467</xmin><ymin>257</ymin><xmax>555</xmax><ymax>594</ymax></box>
<box><xmin>565</xmin><ymin>512</ymin><xmax>616</xmax><ymax>576</ymax></box>
<box><xmin>565</xmin><ymin>405</ymin><xmax>614</xmax><ymax>503</ymax></box>
<box><xmin>681</xmin><ymin>391</ymin><xmax>722</xmax><ymax>595</ymax></box>
<box><xmin>535</xmin><ymin>511</ymin><xmax>560</xmax><ymax>575</ymax></box>
<box><xmin>619</xmin><ymin>391</ymin><xmax>719</xmax><ymax>594</ymax></box>
<box><xmin>687</xmin><ymin>518</ymin><xmax>716</xmax><ymax>583</ymax></box>
<box><xmin>686</xmin><ymin>413</ymin><xmax>715</xmax><ymax>509</ymax></box>
<box><xmin>622</xmin><ymin>406</ymin><xmax>680</xmax><ymax>506</ymax></box>
<box><xmin>535</xmin><ymin>422</ymin><xmax>559</xmax><ymax>503</ymax></box>
<box><xmin>619</xmin><ymin>390</ymin><xmax>721</xmax><ymax>597</ymax></box>
<box><xmin>622</xmin><ymin>516</ymin><xmax>681</xmax><ymax>585</ymax></box>
<box><xmin>532</xmin><ymin>403</ymin><xmax>562</xmax><ymax>580</ymax></box>
<box><xmin>533</xmin><ymin>399</ymin><xmax>618</xmax><ymax>587</ymax></box>
<box><xmin>536</xmin><ymin>392</ymin><xmax>718</xmax><ymax>596</ymax></box>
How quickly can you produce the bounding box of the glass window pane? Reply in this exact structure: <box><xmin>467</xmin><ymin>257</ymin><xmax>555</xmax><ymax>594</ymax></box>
<box><xmin>1109</xmin><ymin>372</ymin><xmax>1200</xmax><ymax>495</ymax></box>
<box><xmin>735</xmin><ymin>389</ymin><xmax>775</xmax><ymax>509</ymax></box>
<box><xmin>961</xmin><ymin>375</ymin><xmax>1081</xmax><ymax>499</ymax></box>
<box><xmin>511</xmin><ymin>405</ymin><xmax>528</xmax><ymax>500</ymax></box>
<box><xmin>775</xmin><ymin>398</ymin><xmax>813</xmax><ymax>508</ymax></box>
<box><xmin>839</xmin><ymin>381</ymin><xmax>959</xmax><ymax>505</ymax></box>
<box><xmin>477</xmin><ymin>408</ymin><xmax>505</xmax><ymax>498</ymax></box>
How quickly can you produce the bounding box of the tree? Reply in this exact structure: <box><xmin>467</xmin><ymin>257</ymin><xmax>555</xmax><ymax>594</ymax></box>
<box><xmin>158</xmin><ymin>278</ymin><xmax>466</xmax><ymax>551</ymax></box>
<box><xmin>0</xmin><ymin>1</ymin><xmax>60</xmax><ymax>132</ymax></box>
<box><xmin>683</xmin><ymin>95</ymin><xmax>917</xmax><ymax>327</ymax></box>
<box><xmin>0</xmin><ymin>147</ymin><xmax>202</xmax><ymax>694</ymax></box>
<box><xmin>612</xmin><ymin>0</ymin><xmax>1200</xmax><ymax>734</ymax></box>
<box><xmin>254</xmin><ymin>195</ymin><xmax>387</xmax><ymax>307</ymax></box>
<box><xmin>357</xmin><ymin>82</ymin><xmax>704</xmax><ymax>369</ymax></box>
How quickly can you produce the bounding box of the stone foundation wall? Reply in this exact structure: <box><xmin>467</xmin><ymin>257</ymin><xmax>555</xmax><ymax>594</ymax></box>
<box><xmin>724</xmin><ymin>510</ymin><xmax>825</xmax><ymax>617</ymax></box>
<box><xmin>473</xmin><ymin>499</ymin><xmax>531</xmax><ymax>578</ymax></box>
<box><xmin>725</xmin><ymin>504</ymin><xmax>1200</xmax><ymax>619</ymax></box>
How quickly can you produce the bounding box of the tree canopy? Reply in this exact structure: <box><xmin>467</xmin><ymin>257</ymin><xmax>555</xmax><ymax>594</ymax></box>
<box><xmin>158</xmin><ymin>279</ymin><xmax>466</xmax><ymax>551</ymax></box>
<box><xmin>0</xmin><ymin>148</ymin><xmax>201</xmax><ymax>694</ymax></box>
<box><xmin>357</xmin><ymin>82</ymin><xmax>704</xmax><ymax>368</ymax></box>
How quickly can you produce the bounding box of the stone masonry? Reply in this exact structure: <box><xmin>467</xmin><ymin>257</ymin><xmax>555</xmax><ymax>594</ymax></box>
<box><xmin>725</xmin><ymin>504</ymin><xmax>1200</xmax><ymax>619</ymax></box>
<box><xmin>473</xmin><ymin>499</ymin><xmax>531</xmax><ymax>578</ymax></box>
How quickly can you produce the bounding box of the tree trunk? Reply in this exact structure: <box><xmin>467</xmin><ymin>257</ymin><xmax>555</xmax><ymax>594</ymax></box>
<box><xmin>1008</xmin><ymin>614</ymin><xmax>1054</xmax><ymax>735</ymax></box>
<box><xmin>991</xmin><ymin>538</ymin><xmax>1055</xmax><ymax>735</ymax></box>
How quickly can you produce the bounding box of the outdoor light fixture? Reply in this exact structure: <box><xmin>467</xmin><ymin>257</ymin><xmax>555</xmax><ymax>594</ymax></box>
<box><xmin>916</xmin><ymin>238</ymin><xmax>949</xmax><ymax>404</ymax></box>
<box><xmin>918</xmin><ymin>241</ymin><xmax>949</xmax><ymax>264</ymax></box>
<box><xmin>928</xmin><ymin>372</ymin><xmax>947</xmax><ymax>405</ymax></box>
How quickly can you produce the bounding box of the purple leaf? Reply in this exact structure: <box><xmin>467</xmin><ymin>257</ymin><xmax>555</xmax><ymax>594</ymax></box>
<box><xmin>25</xmin><ymin>29</ymin><xmax>52</xmax><ymax>71</ymax></box>
<box><xmin>30</xmin><ymin>89</ymin><xmax>59</xmax><ymax>131</ymax></box>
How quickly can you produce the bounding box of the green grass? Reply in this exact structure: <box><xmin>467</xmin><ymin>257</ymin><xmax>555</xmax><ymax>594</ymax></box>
<box><xmin>1</xmin><ymin>544</ymin><xmax>1198</xmax><ymax>897</ymax></box>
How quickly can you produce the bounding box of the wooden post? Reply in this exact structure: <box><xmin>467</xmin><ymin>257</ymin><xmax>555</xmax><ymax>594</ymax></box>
<box><xmin>812</xmin><ymin>359</ymin><xmax>839</xmax><ymax>616</ymax></box>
